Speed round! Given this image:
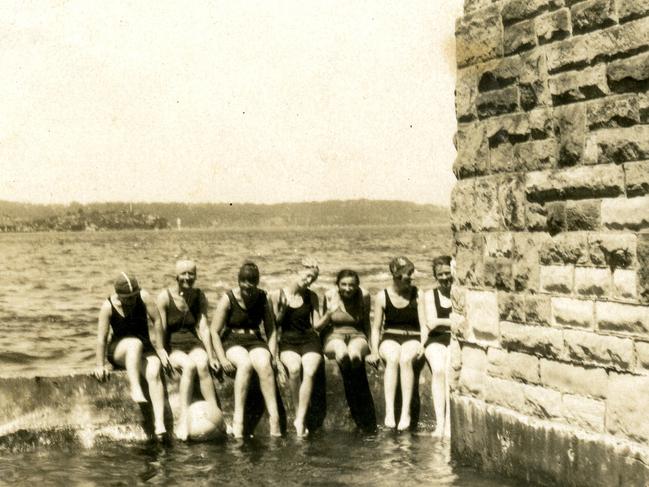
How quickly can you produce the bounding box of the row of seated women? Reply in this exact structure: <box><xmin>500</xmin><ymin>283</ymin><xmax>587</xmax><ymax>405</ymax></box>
<box><xmin>94</xmin><ymin>255</ymin><xmax>454</xmax><ymax>441</ymax></box>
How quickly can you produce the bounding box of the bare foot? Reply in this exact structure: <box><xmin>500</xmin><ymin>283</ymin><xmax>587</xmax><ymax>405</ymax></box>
<box><xmin>431</xmin><ymin>427</ymin><xmax>444</xmax><ymax>439</ymax></box>
<box><xmin>397</xmin><ymin>415</ymin><xmax>411</xmax><ymax>431</ymax></box>
<box><xmin>384</xmin><ymin>416</ymin><xmax>396</xmax><ymax>429</ymax></box>
<box><xmin>154</xmin><ymin>423</ymin><xmax>167</xmax><ymax>436</ymax></box>
<box><xmin>269</xmin><ymin>416</ymin><xmax>282</xmax><ymax>437</ymax></box>
<box><xmin>130</xmin><ymin>388</ymin><xmax>147</xmax><ymax>404</ymax></box>
<box><xmin>232</xmin><ymin>420</ymin><xmax>244</xmax><ymax>439</ymax></box>
<box><xmin>294</xmin><ymin>419</ymin><xmax>308</xmax><ymax>437</ymax></box>
<box><xmin>175</xmin><ymin>413</ymin><xmax>189</xmax><ymax>441</ymax></box>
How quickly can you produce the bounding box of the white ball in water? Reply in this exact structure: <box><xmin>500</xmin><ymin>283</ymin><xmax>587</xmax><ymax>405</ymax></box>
<box><xmin>188</xmin><ymin>400</ymin><xmax>224</xmax><ymax>441</ymax></box>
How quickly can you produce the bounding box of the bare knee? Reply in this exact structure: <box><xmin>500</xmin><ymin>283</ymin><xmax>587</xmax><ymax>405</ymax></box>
<box><xmin>193</xmin><ymin>354</ymin><xmax>209</xmax><ymax>377</ymax></box>
<box><xmin>145</xmin><ymin>358</ymin><xmax>161</xmax><ymax>382</ymax></box>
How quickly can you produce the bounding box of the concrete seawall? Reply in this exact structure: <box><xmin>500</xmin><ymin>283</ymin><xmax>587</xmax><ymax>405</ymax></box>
<box><xmin>0</xmin><ymin>361</ymin><xmax>434</xmax><ymax>451</ymax></box>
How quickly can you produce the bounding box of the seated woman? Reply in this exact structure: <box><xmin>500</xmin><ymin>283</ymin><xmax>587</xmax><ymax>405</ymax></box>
<box><xmin>269</xmin><ymin>258</ymin><xmax>323</xmax><ymax>437</ymax></box>
<box><xmin>366</xmin><ymin>257</ymin><xmax>426</xmax><ymax>431</ymax></box>
<box><xmin>211</xmin><ymin>261</ymin><xmax>282</xmax><ymax>438</ymax></box>
<box><xmin>423</xmin><ymin>255</ymin><xmax>453</xmax><ymax>439</ymax></box>
<box><xmin>318</xmin><ymin>269</ymin><xmax>376</xmax><ymax>431</ymax></box>
<box><xmin>95</xmin><ymin>271</ymin><xmax>171</xmax><ymax>439</ymax></box>
<box><xmin>156</xmin><ymin>259</ymin><xmax>223</xmax><ymax>441</ymax></box>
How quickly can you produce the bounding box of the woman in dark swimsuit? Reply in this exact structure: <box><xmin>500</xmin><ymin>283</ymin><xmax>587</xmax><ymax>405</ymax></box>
<box><xmin>318</xmin><ymin>269</ymin><xmax>376</xmax><ymax>431</ymax></box>
<box><xmin>211</xmin><ymin>261</ymin><xmax>282</xmax><ymax>438</ymax></box>
<box><xmin>423</xmin><ymin>255</ymin><xmax>453</xmax><ymax>438</ymax></box>
<box><xmin>95</xmin><ymin>272</ymin><xmax>171</xmax><ymax>438</ymax></box>
<box><xmin>269</xmin><ymin>258</ymin><xmax>323</xmax><ymax>437</ymax></box>
<box><xmin>367</xmin><ymin>257</ymin><xmax>426</xmax><ymax>431</ymax></box>
<box><xmin>156</xmin><ymin>260</ymin><xmax>222</xmax><ymax>441</ymax></box>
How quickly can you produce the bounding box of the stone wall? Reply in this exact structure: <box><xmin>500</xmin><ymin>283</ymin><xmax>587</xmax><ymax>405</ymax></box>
<box><xmin>450</xmin><ymin>0</ymin><xmax>649</xmax><ymax>484</ymax></box>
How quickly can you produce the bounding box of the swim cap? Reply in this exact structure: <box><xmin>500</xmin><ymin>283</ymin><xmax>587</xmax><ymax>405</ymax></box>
<box><xmin>175</xmin><ymin>259</ymin><xmax>197</xmax><ymax>275</ymax></box>
<box><xmin>114</xmin><ymin>272</ymin><xmax>140</xmax><ymax>296</ymax></box>
<box><xmin>301</xmin><ymin>257</ymin><xmax>319</xmax><ymax>273</ymax></box>
<box><xmin>389</xmin><ymin>256</ymin><xmax>415</xmax><ymax>277</ymax></box>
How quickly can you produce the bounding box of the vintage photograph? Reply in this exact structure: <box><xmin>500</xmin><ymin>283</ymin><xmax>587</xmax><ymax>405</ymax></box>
<box><xmin>1</xmin><ymin>1</ymin><xmax>648</xmax><ymax>486</ymax></box>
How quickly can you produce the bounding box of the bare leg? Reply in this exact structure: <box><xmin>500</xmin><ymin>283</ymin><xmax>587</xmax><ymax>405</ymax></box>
<box><xmin>170</xmin><ymin>350</ymin><xmax>196</xmax><ymax>441</ymax></box>
<box><xmin>144</xmin><ymin>355</ymin><xmax>166</xmax><ymax>435</ymax></box>
<box><xmin>280</xmin><ymin>351</ymin><xmax>302</xmax><ymax>413</ymax></box>
<box><xmin>189</xmin><ymin>348</ymin><xmax>221</xmax><ymax>419</ymax></box>
<box><xmin>226</xmin><ymin>346</ymin><xmax>254</xmax><ymax>438</ymax></box>
<box><xmin>324</xmin><ymin>338</ymin><xmax>349</xmax><ymax>367</ymax></box>
<box><xmin>425</xmin><ymin>343</ymin><xmax>447</xmax><ymax>438</ymax></box>
<box><xmin>379</xmin><ymin>340</ymin><xmax>400</xmax><ymax>429</ymax></box>
<box><xmin>294</xmin><ymin>352</ymin><xmax>322</xmax><ymax>437</ymax></box>
<box><xmin>249</xmin><ymin>347</ymin><xmax>281</xmax><ymax>436</ymax></box>
<box><xmin>112</xmin><ymin>338</ymin><xmax>146</xmax><ymax>403</ymax></box>
<box><xmin>444</xmin><ymin>347</ymin><xmax>451</xmax><ymax>438</ymax></box>
<box><xmin>397</xmin><ymin>340</ymin><xmax>421</xmax><ymax>431</ymax></box>
<box><xmin>348</xmin><ymin>337</ymin><xmax>370</xmax><ymax>367</ymax></box>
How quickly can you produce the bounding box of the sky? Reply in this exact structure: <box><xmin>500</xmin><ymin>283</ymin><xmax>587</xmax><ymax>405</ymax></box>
<box><xmin>1</xmin><ymin>1</ymin><xmax>463</xmax><ymax>206</ymax></box>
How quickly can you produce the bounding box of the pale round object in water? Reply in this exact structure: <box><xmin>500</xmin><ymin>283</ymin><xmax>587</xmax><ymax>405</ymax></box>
<box><xmin>188</xmin><ymin>401</ymin><xmax>224</xmax><ymax>441</ymax></box>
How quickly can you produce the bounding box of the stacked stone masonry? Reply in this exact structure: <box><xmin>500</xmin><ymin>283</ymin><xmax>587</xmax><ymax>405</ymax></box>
<box><xmin>452</xmin><ymin>0</ymin><xmax>649</xmax><ymax>484</ymax></box>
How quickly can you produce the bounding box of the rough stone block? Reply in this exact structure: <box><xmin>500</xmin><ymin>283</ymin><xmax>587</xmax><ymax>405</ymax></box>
<box><xmin>476</xmin><ymin>56</ymin><xmax>521</xmax><ymax>92</ymax></box>
<box><xmin>451</xmin><ymin>284</ymin><xmax>467</xmax><ymax>315</ymax></box>
<box><xmin>474</xmin><ymin>176</ymin><xmax>504</xmax><ymax>231</ymax></box>
<box><xmin>624</xmin><ymin>160</ymin><xmax>649</xmax><ymax>197</ymax></box>
<box><xmin>561</xmin><ymin>394</ymin><xmax>606</xmax><ymax>432</ymax></box>
<box><xmin>526</xmin><ymin>202</ymin><xmax>549</xmax><ymax>232</ymax></box>
<box><xmin>484</xmin><ymin>258</ymin><xmax>515</xmax><ymax>291</ymax></box>
<box><xmin>459</xmin><ymin>345</ymin><xmax>488</xmax><ymax>397</ymax></box>
<box><xmin>574</xmin><ymin>267</ymin><xmax>611</xmax><ymax>297</ymax></box>
<box><xmin>484</xmin><ymin>232</ymin><xmax>514</xmax><ymax>258</ymax></box>
<box><xmin>612</xmin><ymin>269</ymin><xmax>637</xmax><ymax>300</ymax></box>
<box><xmin>587</xmin><ymin>94</ymin><xmax>642</xmax><ymax>129</ymax></box>
<box><xmin>540</xmin><ymin>359</ymin><xmax>608</xmax><ymax>397</ymax></box>
<box><xmin>498</xmin><ymin>292</ymin><xmax>526</xmax><ymax>322</ymax></box>
<box><xmin>607</xmin><ymin>50</ymin><xmax>649</xmax><ymax>93</ymax></box>
<box><xmin>464</xmin><ymin>0</ymin><xmax>498</xmax><ymax>14</ymax></box>
<box><xmin>451</xmin><ymin>179</ymin><xmax>475</xmax><ymax>231</ymax></box>
<box><xmin>466</xmin><ymin>290</ymin><xmax>500</xmax><ymax>343</ymax></box>
<box><xmin>525</xmin><ymin>164</ymin><xmax>624</xmax><ymax>203</ymax></box>
<box><xmin>498</xmin><ymin>174</ymin><xmax>527</xmax><ymax>231</ymax></box>
<box><xmin>597</xmin><ymin>126</ymin><xmax>649</xmax><ymax>164</ymax></box>
<box><xmin>552</xmin><ymin>297</ymin><xmax>595</xmax><ymax>328</ymax></box>
<box><xmin>451</xmin><ymin>312</ymin><xmax>471</xmax><ymax>342</ymax></box>
<box><xmin>570</xmin><ymin>0</ymin><xmax>618</xmax><ymax>34</ymax></box>
<box><xmin>525</xmin><ymin>293</ymin><xmax>552</xmax><ymax>326</ymax></box>
<box><xmin>596</xmin><ymin>301</ymin><xmax>649</xmax><ymax>335</ymax></box>
<box><xmin>515</xmin><ymin>139</ymin><xmax>558</xmax><ymax>171</ymax></box>
<box><xmin>588</xmin><ymin>232</ymin><xmax>637</xmax><ymax>268</ymax></box>
<box><xmin>607</xmin><ymin>372</ymin><xmax>649</xmax><ymax>443</ymax></box>
<box><xmin>486</xmin><ymin>109</ymin><xmax>553</xmax><ymax>147</ymax></box>
<box><xmin>513</xmin><ymin>233</ymin><xmax>549</xmax><ymax>291</ymax></box>
<box><xmin>635</xmin><ymin>341</ymin><xmax>649</xmax><ymax>372</ymax></box>
<box><xmin>454</xmin><ymin>123</ymin><xmax>489</xmax><ymax>179</ymax></box>
<box><xmin>523</xmin><ymin>384</ymin><xmax>563</xmax><ymax>419</ymax></box>
<box><xmin>456</xmin><ymin>6</ymin><xmax>504</xmax><ymax>68</ymax></box>
<box><xmin>500</xmin><ymin>321</ymin><xmax>564</xmax><ymax>357</ymax></box>
<box><xmin>639</xmin><ymin>234</ymin><xmax>649</xmax><ymax>303</ymax></box>
<box><xmin>519</xmin><ymin>50</ymin><xmax>552</xmax><ymax>110</ymax></box>
<box><xmin>618</xmin><ymin>0</ymin><xmax>649</xmax><ymax>22</ymax></box>
<box><xmin>563</xmin><ymin>329</ymin><xmax>634</xmax><ymax>369</ymax></box>
<box><xmin>488</xmin><ymin>349</ymin><xmax>540</xmax><ymax>383</ymax></box>
<box><xmin>456</xmin><ymin>67</ymin><xmax>479</xmax><ymax>123</ymax></box>
<box><xmin>540</xmin><ymin>264</ymin><xmax>574</xmax><ymax>293</ymax></box>
<box><xmin>565</xmin><ymin>200</ymin><xmax>600</xmax><ymax>231</ymax></box>
<box><xmin>539</xmin><ymin>232</ymin><xmax>589</xmax><ymax>265</ymax></box>
<box><xmin>545</xmin><ymin>201</ymin><xmax>567</xmax><ymax>235</ymax></box>
<box><xmin>601</xmin><ymin>195</ymin><xmax>649</xmax><ymax>231</ymax></box>
<box><xmin>477</xmin><ymin>86</ymin><xmax>520</xmax><ymax>119</ymax></box>
<box><xmin>484</xmin><ymin>376</ymin><xmax>525</xmax><ymax>411</ymax></box>
<box><xmin>549</xmin><ymin>64</ymin><xmax>610</xmax><ymax>105</ymax></box>
<box><xmin>502</xmin><ymin>0</ymin><xmax>565</xmax><ymax>25</ymax></box>
<box><xmin>536</xmin><ymin>8</ymin><xmax>571</xmax><ymax>44</ymax></box>
<box><xmin>554</xmin><ymin>103</ymin><xmax>587</xmax><ymax>167</ymax></box>
<box><xmin>504</xmin><ymin>19</ymin><xmax>537</xmax><ymax>55</ymax></box>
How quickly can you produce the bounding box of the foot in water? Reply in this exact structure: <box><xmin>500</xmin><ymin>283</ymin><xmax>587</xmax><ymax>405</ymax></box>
<box><xmin>384</xmin><ymin>414</ymin><xmax>396</xmax><ymax>429</ymax></box>
<box><xmin>232</xmin><ymin>420</ymin><xmax>244</xmax><ymax>439</ymax></box>
<box><xmin>175</xmin><ymin>412</ymin><xmax>189</xmax><ymax>441</ymax></box>
<box><xmin>293</xmin><ymin>419</ymin><xmax>308</xmax><ymax>437</ymax></box>
<box><xmin>269</xmin><ymin>416</ymin><xmax>282</xmax><ymax>437</ymax></box>
<box><xmin>431</xmin><ymin>427</ymin><xmax>444</xmax><ymax>439</ymax></box>
<box><xmin>397</xmin><ymin>415</ymin><xmax>411</xmax><ymax>431</ymax></box>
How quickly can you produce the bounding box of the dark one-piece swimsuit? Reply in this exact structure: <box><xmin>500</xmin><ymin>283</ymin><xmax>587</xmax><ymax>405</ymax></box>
<box><xmin>323</xmin><ymin>291</ymin><xmax>366</xmax><ymax>346</ymax></box>
<box><xmin>106</xmin><ymin>294</ymin><xmax>155</xmax><ymax>367</ymax></box>
<box><xmin>424</xmin><ymin>288</ymin><xmax>451</xmax><ymax>347</ymax></box>
<box><xmin>278</xmin><ymin>290</ymin><xmax>322</xmax><ymax>355</ymax></box>
<box><xmin>221</xmin><ymin>289</ymin><xmax>269</xmax><ymax>352</ymax></box>
<box><xmin>164</xmin><ymin>288</ymin><xmax>206</xmax><ymax>353</ymax></box>
<box><xmin>381</xmin><ymin>287</ymin><xmax>420</xmax><ymax>345</ymax></box>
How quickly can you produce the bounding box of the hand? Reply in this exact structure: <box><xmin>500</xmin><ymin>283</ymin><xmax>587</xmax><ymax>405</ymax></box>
<box><xmin>221</xmin><ymin>359</ymin><xmax>236</xmax><ymax>376</ymax></box>
<box><xmin>209</xmin><ymin>358</ymin><xmax>221</xmax><ymax>375</ymax></box>
<box><xmin>93</xmin><ymin>365</ymin><xmax>109</xmax><ymax>382</ymax></box>
<box><xmin>157</xmin><ymin>350</ymin><xmax>175</xmax><ymax>376</ymax></box>
<box><xmin>365</xmin><ymin>353</ymin><xmax>381</xmax><ymax>369</ymax></box>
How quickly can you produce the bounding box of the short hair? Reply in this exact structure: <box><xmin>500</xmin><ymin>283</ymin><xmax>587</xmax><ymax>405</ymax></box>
<box><xmin>301</xmin><ymin>257</ymin><xmax>319</xmax><ymax>273</ymax></box>
<box><xmin>388</xmin><ymin>256</ymin><xmax>415</xmax><ymax>277</ymax></box>
<box><xmin>432</xmin><ymin>255</ymin><xmax>452</xmax><ymax>276</ymax></box>
<box><xmin>238</xmin><ymin>261</ymin><xmax>260</xmax><ymax>285</ymax></box>
<box><xmin>335</xmin><ymin>269</ymin><xmax>360</xmax><ymax>286</ymax></box>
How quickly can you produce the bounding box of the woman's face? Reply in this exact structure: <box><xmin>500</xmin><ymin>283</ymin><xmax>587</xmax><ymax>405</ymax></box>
<box><xmin>337</xmin><ymin>276</ymin><xmax>359</xmax><ymax>299</ymax></box>
<box><xmin>297</xmin><ymin>268</ymin><xmax>319</xmax><ymax>289</ymax></box>
<box><xmin>434</xmin><ymin>264</ymin><xmax>453</xmax><ymax>292</ymax></box>
<box><xmin>118</xmin><ymin>292</ymin><xmax>139</xmax><ymax>310</ymax></box>
<box><xmin>394</xmin><ymin>268</ymin><xmax>414</xmax><ymax>287</ymax></box>
<box><xmin>177</xmin><ymin>269</ymin><xmax>196</xmax><ymax>291</ymax></box>
<box><xmin>239</xmin><ymin>279</ymin><xmax>258</xmax><ymax>300</ymax></box>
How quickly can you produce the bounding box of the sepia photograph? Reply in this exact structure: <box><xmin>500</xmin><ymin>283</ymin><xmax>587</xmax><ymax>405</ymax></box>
<box><xmin>1</xmin><ymin>1</ymin><xmax>648</xmax><ymax>486</ymax></box>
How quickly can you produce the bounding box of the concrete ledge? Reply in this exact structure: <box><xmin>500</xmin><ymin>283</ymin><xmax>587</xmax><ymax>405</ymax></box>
<box><xmin>451</xmin><ymin>395</ymin><xmax>649</xmax><ymax>487</ymax></box>
<box><xmin>0</xmin><ymin>361</ymin><xmax>434</xmax><ymax>450</ymax></box>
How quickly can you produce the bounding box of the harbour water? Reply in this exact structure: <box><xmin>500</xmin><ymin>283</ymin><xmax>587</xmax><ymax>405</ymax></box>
<box><xmin>0</xmin><ymin>226</ymin><xmax>525</xmax><ymax>486</ymax></box>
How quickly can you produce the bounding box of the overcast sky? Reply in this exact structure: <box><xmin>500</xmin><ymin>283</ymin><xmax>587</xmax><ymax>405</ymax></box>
<box><xmin>1</xmin><ymin>1</ymin><xmax>462</xmax><ymax>206</ymax></box>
